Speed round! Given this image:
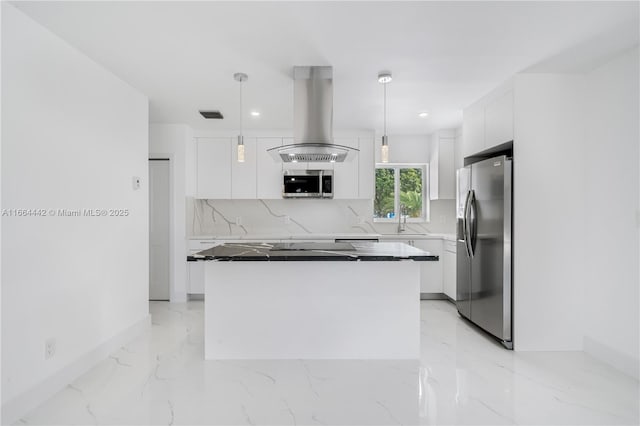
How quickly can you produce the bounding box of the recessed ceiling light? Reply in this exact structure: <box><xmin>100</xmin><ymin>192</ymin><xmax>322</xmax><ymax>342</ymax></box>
<box><xmin>250</xmin><ymin>111</ymin><xmax>260</xmax><ymax>117</ymax></box>
<box><xmin>418</xmin><ymin>111</ymin><xmax>429</xmax><ymax>118</ymax></box>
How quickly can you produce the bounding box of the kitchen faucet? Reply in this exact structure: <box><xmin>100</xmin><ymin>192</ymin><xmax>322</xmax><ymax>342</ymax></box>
<box><xmin>398</xmin><ymin>204</ymin><xmax>407</xmax><ymax>233</ymax></box>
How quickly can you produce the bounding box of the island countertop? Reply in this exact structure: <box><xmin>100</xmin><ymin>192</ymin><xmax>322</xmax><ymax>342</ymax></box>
<box><xmin>191</xmin><ymin>241</ymin><xmax>439</xmax><ymax>262</ymax></box>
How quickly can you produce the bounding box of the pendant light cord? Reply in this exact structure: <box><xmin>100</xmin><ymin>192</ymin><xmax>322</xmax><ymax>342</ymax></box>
<box><xmin>383</xmin><ymin>82</ymin><xmax>387</xmax><ymax>136</ymax></box>
<box><xmin>239</xmin><ymin>80</ymin><xmax>243</xmax><ymax>137</ymax></box>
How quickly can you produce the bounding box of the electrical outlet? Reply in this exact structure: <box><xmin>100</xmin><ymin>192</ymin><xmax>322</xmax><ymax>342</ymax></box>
<box><xmin>235</xmin><ymin>216</ymin><xmax>242</xmax><ymax>226</ymax></box>
<box><xmin>45</xmin><ymin>338</ymin><xmax>56</xmax><ymax>360</ymax></box>
<box><xmin>283</xmin><ymin>215</ymin><xmax>291</xmax><ymax>225</ymax></box>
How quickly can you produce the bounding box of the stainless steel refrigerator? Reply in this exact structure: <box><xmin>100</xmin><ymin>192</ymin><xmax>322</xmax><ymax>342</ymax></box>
<box><xmin>456</xmin><ymin>155</ymin><xmax>513</xmax><ymax>349</ymax></box>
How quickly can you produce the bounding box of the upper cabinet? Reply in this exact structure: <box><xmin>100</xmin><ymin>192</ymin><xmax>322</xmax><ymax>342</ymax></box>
<box><xmin>231</xmin><ymin>137</ymin><xmax>257</xmax><ymax>199</ymax></box>
<box><xmin>256</xmin><ymin>138</ymin><xmax>282</xmax><ymax>199</ymax></box>
<box><xmin>462</xmin><ymin>80</ymin><xmax>514</xmax><ymax>158</ymax></box>
<box><xmin>462</xmin><ymin>101</ymin><xmax>486</xmax><ymax>158</ymax></box>
<box><xmin>429</xmin><ymin>131</ymin><xmax>455</xmax><ymax>200</ymax></box>
<box><xmin>333</xmin><ymin>138</ymin><xmax>359</xmax><ymax>199</ymax></box>
<box><xmin>195</xmin><ymin>135</ymin><xmax>374</xmax><ymax>200</ymax></box>
<box><xmin>331</xmin><ymin>137</ymin><xmax>374</xmax><ymax>199</ymax></box>
<box><xmin>358</xmin><ymin>137</ymin><xmax>375</xmax><ymax>199</ymax></box>
<box><xmin>485</xmin><ymin>89</ymin><xmax>514</xmax><ymax>148</ymax></box>
<box><xmin>196</xmin><ymin>137</ymin><xmax>231</xmax><ymax>199</ymax></box>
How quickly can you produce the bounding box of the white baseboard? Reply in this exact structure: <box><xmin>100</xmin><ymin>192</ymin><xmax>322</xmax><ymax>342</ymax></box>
<box><xmin>1</xmin><ymin>315</ymin><xmax>151</xmax><ymax>425</ymax></box>
<box><xmin>583</xmin><ymin>336</ymin><xmax>639</xmax><ymax>380</ymax></box>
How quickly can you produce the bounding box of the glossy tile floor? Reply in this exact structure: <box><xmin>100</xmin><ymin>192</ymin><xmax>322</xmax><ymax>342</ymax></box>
<box><xmin>17</xmin><ymin>301</ymin><xmax>639</xmax><ymax>425</ymax></box>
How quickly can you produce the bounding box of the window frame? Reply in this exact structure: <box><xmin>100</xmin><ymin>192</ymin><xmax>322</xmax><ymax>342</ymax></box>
<box><xmin>373</xmin><ymin>163</ymin><xmax>430</xmax><ymax>223</ymax></box>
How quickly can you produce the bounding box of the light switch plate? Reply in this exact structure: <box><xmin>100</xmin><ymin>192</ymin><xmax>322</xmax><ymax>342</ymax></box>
<box><xmin>132</xmin><ymin>176</ymin><xmax>141</xmax><ymax>190</ymax></box>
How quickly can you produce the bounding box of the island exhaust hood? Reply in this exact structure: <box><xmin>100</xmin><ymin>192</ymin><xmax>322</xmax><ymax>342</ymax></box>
<box><xmin>268</xmin><ymin>66</ymin><xmax>358</xmax><ymax>163</ymax></box>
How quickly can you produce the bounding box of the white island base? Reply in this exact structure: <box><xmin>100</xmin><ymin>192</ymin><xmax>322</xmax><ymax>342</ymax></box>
<box><xmin>204</xmin><ymin>261</ymin><xmax>420</xmax><ymax>359</ymax></box>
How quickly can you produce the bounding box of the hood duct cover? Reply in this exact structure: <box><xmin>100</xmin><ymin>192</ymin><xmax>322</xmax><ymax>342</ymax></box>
<box><xmin>268</xmin><ymin>66</ymin><xmax>358</xmax><ymax>163</ymax></box>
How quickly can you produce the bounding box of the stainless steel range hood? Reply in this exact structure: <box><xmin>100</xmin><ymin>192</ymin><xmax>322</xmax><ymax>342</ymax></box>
<box><xmin>268</xmin><ymin>66</ymin><xmax>358</xmax><ymax>163</ymax></box>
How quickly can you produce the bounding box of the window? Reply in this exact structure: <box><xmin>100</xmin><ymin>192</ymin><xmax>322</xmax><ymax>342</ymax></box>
<box><xmin>374</xmin><ymin>164</ymin><xmax>428</xmax><ymax>222</ymax></box>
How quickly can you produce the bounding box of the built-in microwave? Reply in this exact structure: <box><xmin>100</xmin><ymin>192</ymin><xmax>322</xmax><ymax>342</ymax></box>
<box><xmin>282</xmin><ymin>170</ymin><xmax>333</xmax><ymax>198</ymax></box>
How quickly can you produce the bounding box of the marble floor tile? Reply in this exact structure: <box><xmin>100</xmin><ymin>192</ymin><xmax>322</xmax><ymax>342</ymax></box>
<box><xmin>16</xmin><ymin>301</ymin><xmax>639</xmax><ymax>425</ymax></box>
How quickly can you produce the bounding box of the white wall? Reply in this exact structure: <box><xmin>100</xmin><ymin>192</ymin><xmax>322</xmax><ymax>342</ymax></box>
<box><xmin>1</xmin><ymin>3</ymin><xmax>149</xmax><ymax>421</ymax></box>
<box><xmin>375</xmin><ymin>134</ymin><xmax>430</xmax><ymax>164</ymax></box>
<box><xmin>149</xmin><ymin>124</ymin><xmax>193</xmax><ymax>303</ymax></box>
<box><xmin>582</xmin><ymin>46</ymin><xmax>639</xmax><ymax>378</ymax></box>
<box><xmin>513</xmin><ymin>74</ymin><xmax>587</xmax><ymax>351</ymax></box>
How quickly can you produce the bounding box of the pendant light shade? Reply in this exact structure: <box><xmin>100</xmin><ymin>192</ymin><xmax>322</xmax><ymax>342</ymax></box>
<box><xmin>234</xmin><ymin>72</ymin><xmax>248</xmax><ymax>163</ymax></box>
<box><xmin>378</xmin><ymin>71</ymin><xmax>392</xmax><ymax>163</ymax></box>
<box><xmin>381</xmin><ymin>135</ymin><xmax>389</xmax><ymax>163</ymax></box>
<box><xmin>237</xmin><ymin>135</ymin><xmax>245</xmax><ymax>163</ymax></box>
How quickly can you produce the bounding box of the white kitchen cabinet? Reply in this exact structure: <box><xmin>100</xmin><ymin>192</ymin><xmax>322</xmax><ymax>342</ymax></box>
<box><xmin>196</xmin><ymin>135</ymin><xmax>375</xmax><ymax>200</ymax></box>
<box><xmin>186</xmin><ymin>239</ymin><xmax>218</xmax><ymax>294</ymax></box>
<box><xmin>333</xmin><ymin>138</ymin><xmax>359</xmax><ymax>199</ymax></box>
<box><xmin>231</xmin><ymin>137</ymin><xmax>257</xmax><ymax>199</ymax></box>
<box><xmin>282</xmin><ymin>162</ymin><xmax>312</xmax><ymax>170</ymax></box>
<box><xmin>462</xmin><ymin>101</ymin><xmax>485</xmax><ymax>158</ymax></box>
<box><xmin>443</xmin><ymin>240</ymin><xmax>456</xmax><ymax>301</ymax></box>
<box><xmin>429</xmin><ymin>132</ymin><xmax>455</xmax><ymax>200</ymax></box>
<box><xmin>413</xmin><ymin>239</ymin><xmax>443</xmax><ymax>295</ymax></box>
<box><xmin>256</xmin><ymin>138</ymin><xmax>283</xmax><ymax>199</ymax></box>
<box><xmin>188</xmin><ymin>262</ymin><xmax>205</xmax><ymax>294</ymax></box>
<box><xmin>383</xmin><ymin>237</ymin><xmax>443</xmax><ymax>296</ymax></box>
<box><xmin>358</xmin><ymin>137</ymin><xmax>375</xmax><ymax>199</ymax></box>
<box><xmin>462</xmin><ymin>79</ymin><xmax>514</xmax><ymax>158</ymax></box>
<box><xmin>196</xmin><ymin>138</ymin><xmax>232</xmax><ymax>199</ymax></box>
<box><xmin>485</xmin><ymin>89</ymin><xmax>514</xmax><ymax>148</ymax></box>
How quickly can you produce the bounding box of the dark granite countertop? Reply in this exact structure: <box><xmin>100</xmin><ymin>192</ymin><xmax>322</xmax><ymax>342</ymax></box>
<box><xmin>188</xmin><ymin>241</ymin><xmax>439</xmax><ymax>262</ymax></box>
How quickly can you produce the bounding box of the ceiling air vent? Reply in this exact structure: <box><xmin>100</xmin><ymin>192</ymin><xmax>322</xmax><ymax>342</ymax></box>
<box><xmin>199</xmin><ymin>110</ymin><xmax>224</xmax><ymax>119</ymax></box>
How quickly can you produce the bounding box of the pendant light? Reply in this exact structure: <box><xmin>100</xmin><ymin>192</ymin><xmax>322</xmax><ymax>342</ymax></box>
<box><xmin>378</xmin><ymin>71</ymin><xmax>392</xmax><ymax>163</ymax></box>
<box><xmin>234</xmin><ymin>72</ymin><xmax>248</xmax><ymax>163</ymax></box>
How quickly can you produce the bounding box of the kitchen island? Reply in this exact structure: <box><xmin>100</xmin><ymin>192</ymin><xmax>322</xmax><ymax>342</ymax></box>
<box><xmin>195</xmin><ymin>241</ymin><xmax>437</xmax><ymax>360</ymax></box>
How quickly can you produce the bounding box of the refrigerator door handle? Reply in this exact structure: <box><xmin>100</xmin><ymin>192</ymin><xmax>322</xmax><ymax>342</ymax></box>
<box><xmin>469</xmin><ymin>190</ymin><xmax>477</xmax><ymax>256</ymax></box>
<box><xmin>463</xmin><ymin>190</ymin><xmax>473</xmax><ymax>258</ymax></box>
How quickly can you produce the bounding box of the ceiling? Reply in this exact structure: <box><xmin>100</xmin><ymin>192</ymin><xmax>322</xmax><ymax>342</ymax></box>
<box><xmin>10</xmin><ymin>1</ymin><xmax>639</xmax><ymax>135</ymax></box>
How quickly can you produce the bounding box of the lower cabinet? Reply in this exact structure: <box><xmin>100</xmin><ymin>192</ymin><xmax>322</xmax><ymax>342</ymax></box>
<box><xmin>442</xmin><ymin>240</ymin><xmax>457</xmax><ymax>301</ymax></box>
<box><xmin>186</xmin><ymin>240</ymin><xmax>218</xmax><ymax>295</ymax></box>
<box><xmin>385</xmin><ymin>238</ymin><xmax>444</xmax><ymax>296</ymax></box>
<box><xmin>412</xmin><ymin>239</ymin><xmax>443</xmax><ymax>295</ymax></box>
<box><xmin>187</xmin><ymin>261</ymin><xmax>205</xmax><ymax>294</ymax></box>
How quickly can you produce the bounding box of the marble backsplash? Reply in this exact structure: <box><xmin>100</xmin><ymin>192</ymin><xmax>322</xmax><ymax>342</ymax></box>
<box><xmin>187</xmin><ymin>198</ymin><xmax>456</xmax><ymax>237</ymax></box>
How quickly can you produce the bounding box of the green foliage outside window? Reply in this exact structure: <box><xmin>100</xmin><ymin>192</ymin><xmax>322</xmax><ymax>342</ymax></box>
<box><xmin>374</xmin><ymin>168</ymin><xmax>395</xmax><ymax>218</ymax></box>
<box><xmin>400</xmin><ymin>168</ymin><xmax>423</xmax><ymax>218</ymax></box>
<box><xmin>374</xmin><ymin>165</ymin><xmax>426</xmax><ymax>220</ymax></box>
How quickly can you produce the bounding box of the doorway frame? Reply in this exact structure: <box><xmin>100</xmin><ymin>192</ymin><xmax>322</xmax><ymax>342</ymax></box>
<box><xmin>149</xmin><ymin>155</ymin><xmax>175</xmax><ymax>302</ymax></box>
